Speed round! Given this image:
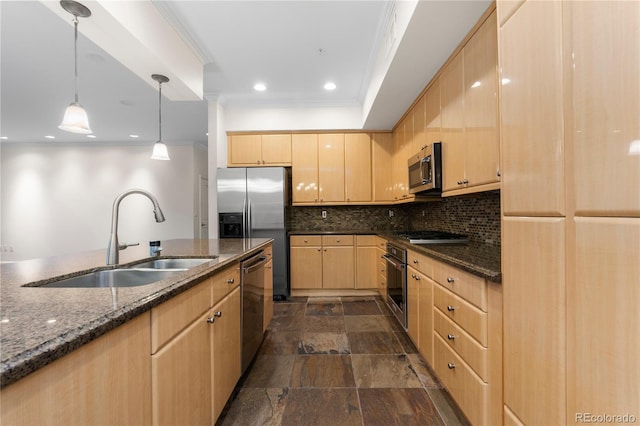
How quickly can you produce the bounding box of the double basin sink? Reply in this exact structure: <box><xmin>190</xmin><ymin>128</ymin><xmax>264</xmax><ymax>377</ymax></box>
<box><xmin>39</xmin><ymin>257</ymin><xmax>217</xmax><ymax>289</ymax></box>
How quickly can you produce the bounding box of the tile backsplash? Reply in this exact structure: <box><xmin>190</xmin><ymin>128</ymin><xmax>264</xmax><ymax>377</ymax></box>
<box><xmin>289</xmin><ymin>191</ymin><xmax>501</xmax><ymax>246</ymax></box>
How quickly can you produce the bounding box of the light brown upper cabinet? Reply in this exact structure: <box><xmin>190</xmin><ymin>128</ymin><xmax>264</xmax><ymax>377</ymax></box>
<box><xmin>227</xmin><ymin>133</ymin><xmax>292</xmax><ymax>167</ymax></box>
<box><xmin>425</xmin><ymin>78</ymin><xmax>441</xmax><ymax>149</ymax></box>
<box><xmin>371</xmin><ymin>133</ymin><xmax>394</xmax><ymax>203</ymax></box>
<box><xmin>318</xmin><ymin>133</ymin><xmax>345</xmax><ymax>203</ymax></box>
<box><xmin>291</xmin><ymin>133</ymin><xmax>319</xmax><ymax>204</ymax></box>
<box><xmin>344</xmin><ymin>133</ymin><xmax>372</xmax><ymax>203</ymax></box>
<box><xmin>441</xmin><ymin>11</ymin><xmax>500</xmax><ymax>195</ymax></box>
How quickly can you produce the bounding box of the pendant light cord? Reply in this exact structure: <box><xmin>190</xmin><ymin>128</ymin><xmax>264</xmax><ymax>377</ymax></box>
<box><xmin>73</xmin><ymin>15</ymin><xmax>79</xmax><ymax>104</ymax></box>
<box><xmin>158</xmin><ymin>81</ymin><xmax>163</xmax><ymax>141</ymax></box>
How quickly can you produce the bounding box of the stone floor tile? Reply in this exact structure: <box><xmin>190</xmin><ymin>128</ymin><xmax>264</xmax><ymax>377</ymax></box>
<box><xmin>348</xmin><ymin>331</ymin><xmax>404</xmax><ymax>354</ymax></box>
<box><xmin>342</xmin><ymin>300</ymin><xmax>382</xmax><ymax>316</ymax></box>
<box><xmin>307</xmin><ymin>296</ymin><xmax>342</xmax><ymax>304</ymax></box>
<box><xmin>290</xmin><ymin>355</ymin><xmax>355</xmax><ymax>388</ymax></box>
<box><xmin>351</xmin><ymin>354</ymin><xmax>422</xmax><ymax>388</ymax></box>
<box><xmin>425</xmin><ymin>388</ymin><xmax>471</xmax><ymax>426</ymax></box>
<box><xmin>274</xmin><ymin>302</ymin><xmax>306</xmax><ymax>317</ymax></box>
<box><xmin>298</xmin><ymin>332</ymin><xmax>350</xmax><ymax>354</ymax></box>
<box><xmin>268</xmin><ymin>315</ymin><xmax>306</xmax><ymax>332</ymax></box>
<box><xmin>407</xmin><ymin>353</ymin><xmax>443</xmax><ymax>389</ymax></box>
<box><xmin>344</xmin><ymin>315</ymin><xmax>392</xmax><ymax>332</ymax></box>
<box><xmin>383</xmin><ymin>314</ymin><xmax>406</xmax><ymax>332</ymax></box>
<box><xmin>281</xmin><ymin>388</ymin><xmax>362</xmax><ymax>426</ymax></box>
<box><xmin>218</xmin><ymin>387</ymin><xmax>289</xmax><ymax>426</ymax></box>
<box><xmin>358</xmin><ymin>388</ymin><xmax>444</xmax><ymax>426</ymax></box>
<box><xmin>242</xmin><ymin>354</ymin><xmax>295</xmax><ymax>388</ymax></box>
<box><xmin>302</xmin><ymin>315</ymin><xmax>346</xmax><ymax>333</ymax></box>
<box><xmin>259</xmin><ymin>331</ymin><xmax>303</xmax><ymax>355</ymax></box>
<box><xmin>394</xmin><ymin>331</ymin><xmax>419</xmax><ymax>353</ymax></box>
<box><xmin>305</xmin><ymin>302</ymin><xmax>344</xmax><ymax>316</ymax></box>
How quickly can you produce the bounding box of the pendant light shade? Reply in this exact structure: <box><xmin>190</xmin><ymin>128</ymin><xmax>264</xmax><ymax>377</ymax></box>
<box><xmin>59</xmin><ymin>1</ymin><xmax>92</xmax><ymax>134</ymax></box>
<box><xmin>151</xmin><ymin>74</ymin><xmax>170</xmax><ymax>161</ymax></box>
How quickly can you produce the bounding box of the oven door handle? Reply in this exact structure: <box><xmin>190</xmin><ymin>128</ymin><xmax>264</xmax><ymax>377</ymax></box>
<box><xmin>382</xmin><ymin>254</ymin><xmax>405</xmax><ymax>270</ymax></box>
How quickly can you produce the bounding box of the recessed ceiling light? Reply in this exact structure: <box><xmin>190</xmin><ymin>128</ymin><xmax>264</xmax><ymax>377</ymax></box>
<box><xmin>254</xmin><ymin>83</ymin><xmax>266</xmax><ymax>91</ymax></box>
<box><xmin>45</xmin><ymin>135</ymin><xmax>56</xmax><ymax>139</ymax></box>
<box><xmin>324</xmin><ymin>82</ymin><xmax>337</xmax><ymax>91</ymax></box>
<box><xmin>87</xmin><ymin>134</ymin><xmax>96</xmax><ymax>138</ymax></box>
<box><xmin>129</xmin><ymin>134</ymin><xmax>139</xmax><ymax>138</ymax></box>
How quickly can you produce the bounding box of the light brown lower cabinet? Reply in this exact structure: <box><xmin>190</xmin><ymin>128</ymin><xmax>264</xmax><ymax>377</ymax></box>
<box><xmin>0</xmin><ymin>313</ymin><xmax>152</xmax><ymax>426</ymax></box>
<box><xmin>290</xmin><ymin>235</ymin><xmax>358</xmax><ymax>290</ymax></box>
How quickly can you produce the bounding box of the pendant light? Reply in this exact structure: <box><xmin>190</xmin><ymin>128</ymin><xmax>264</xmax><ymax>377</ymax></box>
<box><xmin>58</xmin><ymin>0</ymin><xmax>92</xmax><ymax>134</ymax></box>
<box><xmin>151</xmin><ymin>74</ymin><xmax>170</xmax><ymax>160</ymax></box>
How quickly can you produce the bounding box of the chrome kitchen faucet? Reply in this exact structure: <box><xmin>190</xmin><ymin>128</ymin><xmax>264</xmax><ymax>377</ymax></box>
<box><xmin>106</xmin><ymin>189</ymin><xmax>165</xmax><ymax>265</ymax></box>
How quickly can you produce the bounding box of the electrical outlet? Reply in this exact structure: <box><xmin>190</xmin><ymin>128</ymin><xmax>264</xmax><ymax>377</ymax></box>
<box><xmin>388</xmin><ymin>209</ymin><xmax>394</xmax><ymax>218</ymax></box>
<box><xmin>422</xmin><ymin>209</ymin><xmax>426</xmax><ymax>217</ymax></box>
<box><xmin>322</xmin><ymin>210</ymin><xmax>327</xmax><ymax>219</ymax></box>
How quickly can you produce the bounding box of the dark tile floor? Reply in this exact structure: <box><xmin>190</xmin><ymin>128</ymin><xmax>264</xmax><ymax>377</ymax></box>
<box><xmin>217</xmin><ymin>296</ymin><xmax>469</xmax><ymax>426</ymax></box>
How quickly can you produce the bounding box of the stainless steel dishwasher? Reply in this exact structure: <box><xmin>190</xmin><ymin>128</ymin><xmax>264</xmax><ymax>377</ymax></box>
<box><xmin>240</xmin><ymin>250</ymin><xmax>267</xmax><ymax>373</ymax></box>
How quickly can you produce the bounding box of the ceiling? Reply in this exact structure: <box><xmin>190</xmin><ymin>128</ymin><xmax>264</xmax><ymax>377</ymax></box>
<box><xmin>0</xmin><ymin>0</ymin><xmax>491</xmax><ymax>145</ymax></box>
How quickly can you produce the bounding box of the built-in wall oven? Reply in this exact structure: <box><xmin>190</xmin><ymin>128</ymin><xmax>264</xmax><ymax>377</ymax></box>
<box><xmin>383</xmin><ymin>242</ymin><xmax>408</xmax><ymax>329</ymax></box>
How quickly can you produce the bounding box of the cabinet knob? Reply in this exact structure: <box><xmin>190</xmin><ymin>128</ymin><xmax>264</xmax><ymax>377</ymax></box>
<box><xmin>447</xmin><ymin>363</ymin><xmax>456</xmax><ymax>369</ymax></box>
<box><xmin>227</xmin><ymin>278</ymin><xmax>235</xmax><ymax>284</ymax></box>
<box><xmin>336</xmin><ymin>239</ymin><xmax>340</xmax><ymax>243</ymax></box>
<box><xmin>413</xmin><ymin>259</ymin><xmax>418</xmax><ymax>264</ymax></box>
<box><xmin>457</xmin><ymin>180</ymin><xmax>463</xmax><ymax>185</ymax></box>
<box><xmin>415</xmin><ymin>275</ymin><xmax>420</xmax><ymax>281</ymax></box>
<box><xmin>447</xmin><ymin>305</ymin><xmax>455</xmax><ymax>312</ymax></box>
<box><xmin>497</xmin><ymin>170</ymin><xmax>501</xmax><ymax>177</ymax></box>
<box><xmin>206</xmin><ymin>317</ymin><xmax>215</xmax><ymax>324</ymax></box>
<box><xmin>463</xmin><ymin>179</ymin><xmax>469</xmax><ymax>184</ymax></box>
<box><xmin>304</xmin><ymin>239</ymin><xmax>308</xmax><ymax>243</ymax></box>
<box><xmin>411</xmin><ymin>274</ymin><xmax>416</xmax><ymax>279</ymax></box>
<box><xmin>317</xmin><ymin>248</ymin><xmax>321</xmax><ymax>252</ymax></box>
<box><xmin>214</xmin><ymin>311</ymin><xmax>222</xmax><ymax>318</ymax></box>
<box><xmin>447</xmin><ymin>334</ymin><xmax>456</xmax><ymax>340</ymax></box>
<box><xmin>447</xmin><ymin>277</ymin><xmax>454</xmax><ymax>283</ymax></box>
<box><xmin>324</xmin><ymin>249</ymin><xmax>327</xmax><ymax>252</ymax></box>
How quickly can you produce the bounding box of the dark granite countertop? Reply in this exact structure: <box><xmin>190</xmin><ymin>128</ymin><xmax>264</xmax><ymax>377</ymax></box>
<box><xmin>289</xmin><ymin>230</ymin><xmax>501</xmax><ymax>283</ymax></box>
<box><xmin>0</xmin><ymin>238</ymin><xmax>271</xmax><ymax>388</ymax></box>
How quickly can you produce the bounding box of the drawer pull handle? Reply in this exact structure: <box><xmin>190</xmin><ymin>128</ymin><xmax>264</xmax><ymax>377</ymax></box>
<box><xmin>447</xmin><ymin>334</ymin><xmax>455</xmax><ymax>340</ymax></box>
<box><xmin>411</xmin><ymin>274</ymin><xmax>416</xmax><ymax>279</ymax></box>
<box><xmin>206</xmin><ymin>317</ymin><xmax>215</xmax><ymax>324</ymax></box>
<box><xmin>447</xmin><ymin>363</ymin><xmax>456</xmax><ymax>369</ymax></box>
<box><xmin>415</xmin><ymin>275</ymin><xmax>420</xmax><ymax>281</ymax></box>
<box><xmin>304</xmin><ymin>239</ymin><xmax>308</xmax><ymax>243</ymax></box>
<box><xmin>447</xmin><ymin>277</ymin><xmax>454</xmax><ymax>283</ymax></box>
<box><xmin>413</xmin><ymin>259</ymin><xmax>418</xmax><ymax>264</ymax></box>
<box><xmin>336</xmin><ymin>239</ymin><xmax>340</xmax><ymax>243</ymax></box>
<box><xmin>214</xmin><ymin>311</ymin><xmax>222</xmax><ymax>318</ymax></box>
<box><xmin>447</xmin><ymin>305</ymin><xmax>455</xmax><ymax>312</ymax></box>
<box><xmin>227</xmin><ymin>278</ymin><xmax>235</xmax><ymax>284</ymax></box>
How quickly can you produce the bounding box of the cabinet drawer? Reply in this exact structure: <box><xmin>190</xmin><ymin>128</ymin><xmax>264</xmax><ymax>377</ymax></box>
<box><xmin>434</xmin><ymin>284</ymin><xmax>487</xmax><ymax>346</ymax></box>
<box><xmin>434</xmin><ymin>309</ymin><xmax>488</xmax><ymax>381</ymax></box>
<box><xmin>407</xmin><ymin>250</ymin><xmax>433</xmax><ymax>278</ymax></box>
<box><xmin>376</xmin><ymin>237</ymin><xmax>388</xmax><ymax>251</ymax></box>
<box><xmin>290</xmin><ymin>235</ymin><xmax>322</xmax><ymax>246</ymax></box>
<box><xmin>434</xmin><ymin>260</ymin><xmax>487</xmax><ymax>311</ymax></box>
<box><xmin>321</xmin><ymin>235</ymin><xmax>354</xmax><ymax>246</ymax></box>
<box><xmin>151</xmin><ymin>279</ymin><xmax>211</xmax><ymax>354</ymax></box>
<box><xmin>262</xmin><ymin>244</ymin><xmax>273</xmax><ymax>259</ymax></box>
<box><xmin>356</xmin><ymin>235</ymin><xmax>377</xmax><ymax>246</ymax></box>
<box><xmin>434</xmin><ymin>334</ymin><xmax>489</xmax><ymax>426</ymax></box>
<box><xmin>211</xmin><ymin>264</ymin><xmax>240</xmax><ymax>307</ymax></box>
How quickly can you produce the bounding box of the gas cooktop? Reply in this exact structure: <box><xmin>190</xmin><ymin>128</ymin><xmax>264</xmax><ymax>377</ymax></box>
<box><xmin>394</xmin><ymin>230</ymin><xmax>469</xmax><ymax>244</ymax></box>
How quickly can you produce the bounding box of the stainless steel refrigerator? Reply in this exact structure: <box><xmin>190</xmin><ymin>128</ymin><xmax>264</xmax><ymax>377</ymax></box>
<box><xmin>216</xmin><ymin>167</ymin><xmax>289</xmax><ymax>300</ymax></box>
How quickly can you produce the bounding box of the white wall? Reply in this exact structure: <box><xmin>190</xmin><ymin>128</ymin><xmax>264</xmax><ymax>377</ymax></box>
<box><xmin>0</xmin><ymin>142</ymin><xmax>203</xmax><ymax>261</ymax></box>
<box><xmin>223</xmin><ymin>104</ymin><xmax>363</xmax><ymax>132</ymax></box>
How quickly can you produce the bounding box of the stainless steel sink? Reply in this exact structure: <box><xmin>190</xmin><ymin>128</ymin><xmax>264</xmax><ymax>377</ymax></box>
<box><xmin>129</xmin><ymin>257</ymin><xmax>216</xmax><ymax>270</ymax></box>
<box><xmin>40</xmin><ymin>268</ymin><xmax>182</xmax><ymax>288</ymax></box>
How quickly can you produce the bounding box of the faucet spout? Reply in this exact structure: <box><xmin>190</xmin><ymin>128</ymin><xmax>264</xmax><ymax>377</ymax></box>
<box><xmin>106</xmin><ymin>189</ymin><xmax>166</xmax><ymax>265</ymax></box>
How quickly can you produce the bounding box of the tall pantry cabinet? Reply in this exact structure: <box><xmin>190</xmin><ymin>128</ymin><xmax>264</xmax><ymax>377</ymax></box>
<box><xmin>498</xmin><ymin>1</ymin><xmax>639</xmax><ymax>425</ymax></box>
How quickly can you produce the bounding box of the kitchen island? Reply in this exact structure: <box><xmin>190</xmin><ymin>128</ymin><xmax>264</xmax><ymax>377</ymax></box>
<box><xmin>0</xmin><ymin>238</ymin><xmax>271</xmax><ymax>388</ymax></box>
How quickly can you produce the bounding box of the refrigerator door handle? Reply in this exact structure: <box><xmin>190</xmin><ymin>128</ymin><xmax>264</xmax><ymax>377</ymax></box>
<box><xmin>242</xmin><ymin>196</ymin><xmax>248</xmax><ymax>238</ymax></box>
<box><xmin>247</xmin><ymin>198</ymin><xmax>252</xmax><ymax>239</ymax></box>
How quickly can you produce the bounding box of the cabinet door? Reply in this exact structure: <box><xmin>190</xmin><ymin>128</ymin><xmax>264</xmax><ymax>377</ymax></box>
<box><xmin>344</xmin><ymin>133</ymin><xmax>372</xmax><ymax>203</ymax></box>
<box><xmin>318</xmin><ymin>133</ymin><xmax>345</xmax><ymax>203</ymax></box>
<box><xmin>569</xmin><ymin>1</ymin><xmax>640</xmax><ymax>216</ymax></box>
<box><xmin>290</xmin><ymin>246</ymin><xmax>323</xmax><ymax>289</ymax></box>
<box><xmin>440</xmin><ymin>52</ymin><xmax>466</xmax><ymax>192</ymax></box>
<box><xmin>212</xmin><ymin>287</ymin><xmax>241</xmax><ymax>421</ymax></box>
<box><xmin>261</xmin><ymin>134</ymin><xmax>292</xmax><ymax>165</ymax></box>
<box><xmin>425</xmin><ymin>78</ymin><xmax>441</xmax><ymax>145</ymax></box>
<box><xmin>355</xmin><ymin>245</ymin><xmax>377</xmax><ymax>289</ymax></box>
<box><xmin>292</xmin><ymin>134</ymin><xmax>319</xmax><ymax>204</ymax></box>
<box><xmin>152</xmin><ymin>311</ymin><xmax>212</xmax><ymax>426</ymax></box>
<box><xmin>568</xmin><ymin>218</ymin><xmax>640</xmax><ymax>423</ymax></box>
<box><xmin>412</xmin><ymin>95</ymin><xmax>426</xmax><ymax>154</ymax></box>
<box><xmin>418</xmin><ymin>274</ymin><xmax>434</xmax><ymax>365</ymax></box>
<box><xmin>500</xmin><ymin>0</ymin><xmax>565</xmax><ymax>216</ymax></box>
<box><xmin>372</xmin><ymin>133</ymin><xmax>394</xmax><ymax>203</ymax></box>
<box><xmin>322</xmin><ymin>246</ymin><xmax>354</xmax><ymax>289</ymax></box>
<box><xmin>406</xmin><ymin>267</ymin><xmax>420</xmax><ymax>345</ymax></box>
<box><xmin>229</xmin><ymin>134</ymin><xmax>262</xmax><ymax>166</ymax></box>
<box><xmin>464</xmin><ymin>11</ymin><xmax>500</xmax><ymax>188</ymax></box>
<box><xmin>502</xmin><ymin>216</ymin><xmax>566</xmax><ymax>425</ymax></box>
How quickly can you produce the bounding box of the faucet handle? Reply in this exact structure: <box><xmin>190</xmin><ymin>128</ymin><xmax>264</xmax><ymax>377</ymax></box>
<box><xmin>118</xmin><ymin>242</ymin><xmax>140</xmax><ymax>250</ymax></box>
<box><xmin>149</xmin><ymin>240</ymin><xmax>162</xmax><ymax>256</ymax></box>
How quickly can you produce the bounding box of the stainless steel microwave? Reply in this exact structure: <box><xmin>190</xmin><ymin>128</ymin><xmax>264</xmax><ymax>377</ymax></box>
<box><xmin>408</xmin><ymin>142</ymin><xmax>442</xmax><ymax>194</ymax></box>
